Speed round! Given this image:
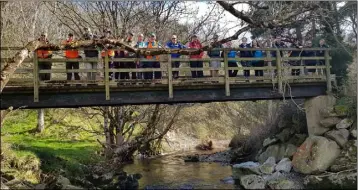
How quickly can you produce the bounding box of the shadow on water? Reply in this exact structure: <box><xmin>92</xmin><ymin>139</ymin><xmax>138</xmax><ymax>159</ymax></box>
<box><xmin>123</xmin><ymin>150</ymin><xmax>240</xmax><ymax>189</ymax></box>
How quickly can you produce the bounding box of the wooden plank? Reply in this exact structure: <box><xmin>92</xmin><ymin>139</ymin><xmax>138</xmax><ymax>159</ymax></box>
<box><xmin>167</xmin><ymin>54</ymin><xmax>173</xmax><ymax>98</ymax></box>
<box><xmin>33</xmin><ymin>52</ymin><xmax>39</xmax><ymax>102</ymax></box>
<box><xmin>104</xmin><ymin>54</ymin><xmax>110</xmax><ymax>100</ymax></box>
<box><xmin>325</xmin><ymin>50</ymin><xmax>332</xmax><ymax>92</ymax></box>
<box><xmin>1</xmin><ymin>58</ymin><xmax>33</xmax><ymax>63</ymax></box>
<box><xmin>224</xmin><ymin>50</ymin><xmax>230</xmax><ymax>96</ymax></box>
<box><xmin>38</xmin><ymin>58</ymin><xmax>99</xmax><ymax>62</ymax></box>
<box><xmin>276</xmin><ymin>50</ymin><xmax>283</xmax><ymax>93</ymax></box>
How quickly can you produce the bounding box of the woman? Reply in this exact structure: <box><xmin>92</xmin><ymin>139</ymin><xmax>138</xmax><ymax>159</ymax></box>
<box><xmin>188</xmin><ymin>34</ymin><xmax>204</xmax><ymax>78</ymax></box>
<box><xmin>251</xmin><ymin>40</ymin><xmax>265</xmax><ymax>78</ymax></box>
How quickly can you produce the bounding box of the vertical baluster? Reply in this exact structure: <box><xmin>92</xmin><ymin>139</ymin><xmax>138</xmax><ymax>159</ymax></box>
<box><xmin>276</xmin><ymin>49</ymin><xmax>283</xmax><ymax>93</ymax></box>
<box><xmin>224</xmin><ymin>50</ymin><xmax>230</xmax><ymax>96</ymax></box>
<box><xmin>167</xmin><ymin>54</ymin><xmax>173</xmax><ymax>98</ymax></box>
<box><xmin>105</xmin><ymin>53</ymin><xmax>110</xmax><ymax>100</ymax></box>
<box><xmin>33</xmin><ymin>51</ymin><xmax>39</xmax><ymax>102</ymax></box>
<box><xmin>325</xmin><ymin>50</ymin><xmax>332</xmax><ymax>92</ymax></box>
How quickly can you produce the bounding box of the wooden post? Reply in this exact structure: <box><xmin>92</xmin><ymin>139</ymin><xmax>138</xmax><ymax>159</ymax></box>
<box><xmin>33</xmin><ymin>51</ymin><xmax>39</xmax><ymax>102</ymax></box>
<box><xmin>167</xmin><ymin>54</ymin><xmax>173</xmax><ymax>98</ymax></box>
<box><xmin>276</xmin><ymin>50</ymin><xmax>283</xmax><ymax>93</ymax></box>
<box><xmin>224</xmin><ymin>50</ymin><xmax>230</xmax><ymax>96</ymax></box>
<box><xmin>325</xmin><ymin>50</ymin><xmax>332</xmax><ymax>92</ymax></box>
<box><xmin>104</xmin><ymin>53</ymin><xmax>110</xmax><ymax>100</ymax></box>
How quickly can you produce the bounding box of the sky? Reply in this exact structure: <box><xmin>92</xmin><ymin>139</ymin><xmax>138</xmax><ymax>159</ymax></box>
<box><xmin>180</xmin><ymin>2</ymin><xmax>252</xmax><ymax>45</ymax></box>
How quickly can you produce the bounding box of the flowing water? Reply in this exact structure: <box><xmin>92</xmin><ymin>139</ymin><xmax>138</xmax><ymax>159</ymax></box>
<box><xmin>123</xmin><ymin>150</ymin><xmax>239</xmax><ymax>189</ymax></box>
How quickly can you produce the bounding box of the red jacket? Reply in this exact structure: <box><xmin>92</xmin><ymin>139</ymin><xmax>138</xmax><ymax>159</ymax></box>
<box><xmin>188</xmin><ymin>40</ymin><xmax>204</xmax><ymax>59</ymax></box>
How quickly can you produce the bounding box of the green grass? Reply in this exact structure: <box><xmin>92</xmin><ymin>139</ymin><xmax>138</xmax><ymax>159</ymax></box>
<box><xmin>1</xmin><ymin>109</ymin><xmax>103</xmax><ymax>180</ymax></box>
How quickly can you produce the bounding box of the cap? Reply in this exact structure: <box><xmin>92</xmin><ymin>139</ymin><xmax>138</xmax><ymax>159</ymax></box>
<box><xmin>171</xmin><ymin>35</ymin><xmax>177</xmax><ymax>39</ymax></box>
<box><xmin>138</xmin><ymin>33</ymin><xmax>144</xmax><ymax>37</ymax></box>
<box><xmin>68</xmin><ymin>33</ymin><xmax>74</xmax><ymax>37</ymax></box>
<box><xmin>149</xmin><ymin>32</ymin><xmax>156</xmax><ymax>37</ymax></box>
<box><xmin>128</xmin><ymin>32</ymin><xmax>134</xmax><ymax>36</ymax></box>
<box><xmin>191</xmin><ymin>34</ymin><xmax>198</xmax><ymax>38</ymax></box>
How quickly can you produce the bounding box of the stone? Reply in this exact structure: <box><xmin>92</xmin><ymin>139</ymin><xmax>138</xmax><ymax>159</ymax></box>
<box><xmin>320</xmin><ymin>117</ymin><xmax>342</xmax><ymax>128</ymax></box>
<box><xmin>239</xmin><ymin>175</ymin><xmax>265</xmax><ymax>189</ymax></box>
<box><xmin>63</xmin><ymin>184</ymin><xmax>83</xmax><ymax>189</ymax></box>
<box><xmin>34</xmin><ymin>184</ymin><xmax>47</xmax><ymax>189</ymax></box>
<box><xmin>220</xmin><ymin>176</ymin><xmax>235</xmax><ymax>184</ymax></box>
<box><xmin>276</xmin><ymin>128</ymin><xmax>293</xmax><ymax>143</ymax></box>
<box><xmin>336</xmin><ymin>118</ymin><xmax>354</xmax><ymax>129</ymax></box>
<box><xmin>305</xmin><ymin>95</ymin><xmax>337</xmax><ymax>135</ymax></box>
<box><xmin>287</xmin><ymin>134</ymin><xmax>307</xmax><ymax>147</ymax></box>
<box><xmin>304</xmin><ymin>170</ymin><xmax>357</xmax><ymax>189</ymax></box>
<box><xmin>229</xmin><ymin>134</ymin><xmax>245</xmax><ymax>149</ymax></box>
<box><xmin>262</xmin><ymin>171</ymin><xmax>283</xmax><ymax>182</ymax></box>
<box><xmin>325</xmin><ymin>129</ymin><xmax>349</xmax><ymax>147</ymax></box>
<box><xmin>275</xmin><ymin>158</ymin><xmax>292</xmax><ymax>173</ymax></box>
<box><xmin>232</xmin><ymin>162</ymin><xmax>261</xmax><ymax>180</ymax></box>
<box><xmin>267</xmin><ymin>178</ymin><xmax>296</xmax><ymax>190</ymax></box>
<box><xmin>351</xmin><ymin>129</ymin><xmax>357</xmax><ymax>138</ymax></box>
<box><xmin>56</xmin><ymin>175</ymin><xmax>71</xmax><ymax>187</ymax></box>
<box><xmin>259</xmin><ymin>157</ymin><xmax>276</xmax><ymax>174</ymax></box>
<box><xmin>350</xmin><ymin>120</ymin><xmax>357</xmax><ymax>138</ymax></box>
<box><xmin>263</xmin><ymin>137</ymin><xmax>279</xmax><ymax>147</ymax></box>
<box><xmin>257</xmin><ymin>143</ymin><xmax>297</xmax><ymax>164</ymax></box>
<box><xmin>292</xmin><ymin>136</ymin><xmax>341</xmax><ymax>174</ymax></box>
<box><xmin>330</xmin><ymin>140</ymin><xmax>357</xmax><ymax>172</ymax></box>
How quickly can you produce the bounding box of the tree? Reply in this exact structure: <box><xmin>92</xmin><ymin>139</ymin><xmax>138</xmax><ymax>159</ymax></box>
<box><xmin>37</xmin><ymin>109</ymin><xmax>45</xmax><ymax>133</ymax></box>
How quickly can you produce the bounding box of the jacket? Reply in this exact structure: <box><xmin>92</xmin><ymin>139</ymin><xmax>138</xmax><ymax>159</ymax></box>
<box><xmin>188</xmin><ymin>40</ymin><xmax>204</xmax><ymax>59</ymax></box>
<box><xmin>317</xmin><ymin>44</ymin><xmax>329</xmax><ymax>57</ymax></box>
<box><xmin>252</xmin><ymin>50</ymin><xmax>264</xmax><ymax>63</ymax></box>
<box><xmin>165</xmin><ymin>41</ymin><xmax>185</xmax><ymax>58</ymax></box>
<box><xmin>83</xmin><ymin>33</ymin><xmax>99</xmax><ymax>57</ymax></box>
<box><xmin>36</xmin><ymin>39</ymin><xmax>52</xmax><ymax>58</ymax></box>
<box><xmin>239</xmin><ymin>43</ymin><xmax>252</xmax><ymax>58</ymax></box>
<box><xmin>208</xmin><ymin>42</ymin><xmax>222</xmax><ymax>58</ymax></box>
<box><xmin>63</xmin><ymin>39</ymin><xmax>79</xmax><ymax>59</ymax></box>
<box><xmin>100</xmin><ymin>36</ymin><xmax>115</xmax><ymax>57</ymax></box>
<box><xmin>227</xmin><ymin>50</ymin><xmax>237</xmax><ymax>62</ymax></box>
<box><xmin>145</xmin><ymin>41</ymin><xmax>161</xmax><ymax>60</ymax></box>
<box><xmin>271</xmin><ymin>41</ymin><xmax>287</xmax><ymax>57</ymax></box>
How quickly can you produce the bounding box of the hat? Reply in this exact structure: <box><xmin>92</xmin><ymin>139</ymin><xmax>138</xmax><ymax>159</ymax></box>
<box><xmin>191</xmin><ymin>34</ymin><xmax>198</xmax><ymax>38</ymax></box>
<box><xmin>138</xmin><ymin>33</ymin><xmax>144</xmax><ymax>37</ymax></box>
<box><xmin>171</xmin><ymin>35</ymin><xmax>177</xmax><ymax>39</ymax></box>
<box><xmin>68</xmin><ymin>33</ymin><xmax>74</xmax><ymax>37</ymax></box>
<box><xmin>149</xmin><ymin>32</ymin><xmax>156</xmax><ymax>37</ymax></box>
<box><xmin>128</xmin><ymin>32</ymin><xmax>134</xmax><ymax>36</ymax></box>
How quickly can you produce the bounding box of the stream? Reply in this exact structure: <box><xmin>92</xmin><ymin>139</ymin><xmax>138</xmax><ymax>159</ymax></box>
<box><xmin>123</xmin><ymin>149</ymin><xmax>239</xmax><ymax>189</ymax></box>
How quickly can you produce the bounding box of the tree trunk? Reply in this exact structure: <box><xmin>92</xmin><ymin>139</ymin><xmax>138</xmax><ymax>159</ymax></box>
<box><xmin>37</xmin><ymin>109</ymin><xmax>45</xmax><ymax>133</ymax></box>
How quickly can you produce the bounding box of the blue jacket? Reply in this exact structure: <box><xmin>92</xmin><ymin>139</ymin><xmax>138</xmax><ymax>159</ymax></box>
<box><xmin>239</xmin><ymin>43</ymin><xmax>252</xmax><ymax>57</ymax></box>
<box><xmin>252</xmin><ymin>50</ymin><xmax>264</xmax><ymax>63</ymax></box>
<box><xmin>227</xmin><ymin>50</ymin><xmax>237</xmax><ymax>62</ymax></box>
<box><xmin>165</xmin><ymin>41</ymin><xmax>185</xmax><ymax>58</ymax></box>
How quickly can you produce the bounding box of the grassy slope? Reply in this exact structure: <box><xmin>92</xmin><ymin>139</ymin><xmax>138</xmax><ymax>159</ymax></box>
<box><xmin>1</xmin><ymin>109</ymin><xmax>103</xmax><ymax>182</ymax></box>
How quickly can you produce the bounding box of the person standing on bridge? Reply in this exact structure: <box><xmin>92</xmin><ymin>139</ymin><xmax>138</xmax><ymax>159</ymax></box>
<box><xmin>83</xmin><ymin>27</ymin><xmax>99</xmax><ymax>83</ymax></box>
<box><xmin>208</xmin><ymin>34</ymin><xmax>223</xmax><ymax>78</ymax></box>
<box><xmin>302</xmin><ymin>40</ymin><xmax>317</xmax><ymax>75</ymax></box>
<box><xmin>225</xmin><ymin>41</ymin><xmax>238</xmax><ymax>77</ymax></box>
<box><xmin>37</xmin><ymin>33</ymin><xmax>53</xmax><ymax>81</ymax></box>
<box><xmin>63</xmin><ymin>33</ymin><xmax>81</xmax><ymax>82</ymax></box>
<box><xmin>144</xmin><ymin>33</ymin><xmax>162</xmax><ymax>80</ymax></box>
<box><xmin>165</xmin><ymin>35</ymin><xmax>186</xmax><ymax>79</ymax></box>
<box><xmin>239</xmin><ymin>37</ymin><xmax>252</xmax><ymax>79</ymax></box>
<box><xmin>316</xmin><ymin>39</ymin><xmax>329</xmax><ymax>75</ymax></box>
<box><xmin>188</xmin><ymin>34</ymin><xmax>204</xmax><ymax>78</ymax></box>
<box><xmin>251</xmin><ymin>40</ymin><xmax>265</xmax><ymax>79</ymax></box>
<box><xmin>134</xmin><ymin>33</ymin><xmax>146</xmax><ymax>79</ymax></box>
<box><xmin>115</xmin><ymin>32</ymin><xmax>135</xmax><ymax>81</ymax></box>
<box><xmin>100</xmin><ymin>29</ymin><xmax>115</xmax><ymax>80</ymax></box>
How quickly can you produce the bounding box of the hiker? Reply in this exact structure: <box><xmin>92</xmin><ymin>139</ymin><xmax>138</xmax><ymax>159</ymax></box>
<box><xmin>225</xmin><ymin>41</ymin><xmax>238</xmax><ymax>77</ymax></box>
<box><xmin>288</xmin><ymin>40</ymin><xmax>304</xmax><ymax>76</ymax></box>
<box><xmin>239</xmin><ymin>37</ymin><xmax>252</xmax><ymax>78</ymax></box>
<box><xmin>134</xmin><ymin>33</ymin><xmax>147</xmax><ymax>79</ymax></box>
<box><xmin>37</xmin><ymin>33</ymin><xmax>53</xmax><ymax>81</ymax></box>
<box><xmin>316</xmin><ymin>39</ymin><xmax>329</xmax><ymax>74</ymax></box>
<box><xmin>188</xmin><ymin>34</ymin><xmax>204</xmax><ymax>78</ymax></box>
<box><xmin>144</xmin><ymin>33</ymin><xmax>162</xmax><ymax>79</ymax></box>
<box><xmin>100</xmin><ymin>29</ymin><xmax>115</xmax><ymax>80</ymax></box>
<box><xmin>115</xmin><ymin>32</ymin><xmax>135</xmax><ymax>80</ymax></box>
<box><xmin>208</xmin><ymin>34</ymin><xmax>223</xmax><ymax>77</ymax></box>
<box><xmin>302</xmin><ymin>40</ymin><xmax>317</xmax><ymax>75</ymax></box>
<box><xmin>165</xmin><ymin>35</ymin><xmax>186</xmax><ymax>79</ymax></box>
<box><xmin>251</xmin><ymin>40</ymin><xmax>265</xmax><ymax>78</ymax></box>
<box><xmin>83</xmin><ymin>27</ymin><xmax>99</xmax><ymax>83</ymax></box>
<box><xmin>63</xmin><ymin>33</ymin><xmax>81</xmax><ymax>82</ymax></box>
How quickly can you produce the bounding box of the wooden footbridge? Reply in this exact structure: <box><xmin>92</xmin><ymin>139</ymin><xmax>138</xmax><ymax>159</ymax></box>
<box><xmin>1</xmin><ymin>47</ymin><xmax>333</xmax><ymax>109</ymax></box>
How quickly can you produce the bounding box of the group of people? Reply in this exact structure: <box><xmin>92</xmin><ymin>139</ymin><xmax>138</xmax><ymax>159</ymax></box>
<box><xmin>36</xmin><ymin>29</ymin><xmax>329</xmax><ymax>83</ymax></box>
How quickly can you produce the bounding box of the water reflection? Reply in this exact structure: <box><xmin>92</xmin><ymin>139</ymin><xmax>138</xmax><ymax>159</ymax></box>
<box><xmin>123</xmin><ymin>150</ymin><xmax>239</xmax><ymax>189</ymax></box>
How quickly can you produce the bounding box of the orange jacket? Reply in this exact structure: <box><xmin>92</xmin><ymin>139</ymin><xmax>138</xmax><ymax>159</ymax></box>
<box><xmin>37</xmin><ymin>49</ymin><xmax>52</xmax><ymax>58</ymax></box>
<box><xmin>146</xmin><ymin>41</ymin><xmax>160</xmax><ymax>60</ymax></box>
<box><xmin>63</xmin><ymin>39</ymin><xmax>79</xmax><ymax>58</ymax></box>
<box><xmin>101</xmin><ymin>49</ymin><xmax>115</xmax><ymax>57</ymax></box>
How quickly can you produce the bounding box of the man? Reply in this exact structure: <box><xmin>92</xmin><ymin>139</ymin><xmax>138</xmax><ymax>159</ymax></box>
<box><xmin>100</xmin><ymin>29</ymin><xmax>115</xmax><ymax>80</ymax></box>
<box><xmin>302</xmin><ymin>40</ymin><xmax>317</xmax><ymax>75</ymax></box>
<box><xmin>116</xmin><ymin>32</ymin><xmax>135</xmax><ymax>80</ymax></box>
<box><xmin>37</xmin><ymin>33</ymin><xmax>52</xmax><ymax>81</ymax></box>
<box><xmin>208</xmin><ymin>34</ymin><xmax>223</xmax><ymax>77</ymax></box>
<box><xmin>165</xmin><ymin>35</ymin><xmax>186</xmax><ymax>79</ymax></box>
<box><xmin>288</xmin><ymin>40</ymin><xmax>303</xmax><ymax>76</ymax></box>
<box><xmin>188</xmin><ymin>34</ymin><xmax>204</xmax><ymax>78</ymax></box>
<box><xmin>63</xmin><ymin>33</ymin><xmax>80</xmax><ymax>81</ymax></box>
<box><xmin>144</xmin><ymin>33</ymin><xmax>162</xmax><ymax>79</ymax></box>
<box><xmin>316</xmin><ymin>39</ymin><xmax>329</xmax><ymax>72</ymax></box>
<box><xmin>225</xmin><ymin>41</ymin><xmax>238</xmax><ymax>77</ymax></box>
<box><xmin>83</xmin><ymin>27</ymin><xmax>99</xmax><ymax>83</ymax></box>
<box><xmin>239</xmin><ymin>37</ymin><xmax>252</xmax><ymax>78</ymax></box>
<box><xmin>134</xmin><ymin>33</ymin><xmax>146</xmax><ymax>79</ymax></box>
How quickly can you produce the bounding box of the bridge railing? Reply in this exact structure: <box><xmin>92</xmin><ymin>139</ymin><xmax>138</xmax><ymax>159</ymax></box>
<box><xmin>1</xmin><ymin>47</ymin><xmax>332</xmax><ymax>102</ymax></box>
